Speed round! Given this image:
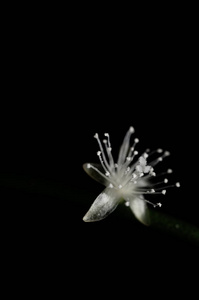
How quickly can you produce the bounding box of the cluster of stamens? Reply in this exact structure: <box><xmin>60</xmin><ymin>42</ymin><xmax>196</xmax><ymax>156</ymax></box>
<box><xmin>87</xmin><ymin>126</ymin><xmax>180</xmax><ymax>208</ymax></box>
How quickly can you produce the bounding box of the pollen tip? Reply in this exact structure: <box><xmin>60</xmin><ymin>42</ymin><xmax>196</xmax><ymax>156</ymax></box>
<box><xmin>176</xmin><ymin>182</ymin><xmax>180</xmax><ymax>187</ymax></box>
<box><xmin>134</xmin><ymin>138</ymin><xmax>139</xmax><ymax>143</ymax></box>
<box><xmin>162</xmin><ymin>190</ymin><xmax>166</xmax><ymax>195</ymax></box>
<box><xmin>157</xmin><ymin>148</ymin><xmax>163</xmax><ymax>153</ymax></box>
<box><xmin>129</xmin><ymin>126</ymin><xmax>135</xmax><ymax>133</ymax></box>
<box><xmin>167</xmin><ymin>169</ymin><xmax>173</xmax><ymax>173</ymax></box>
<box><xmin>164</xmin><ymin>151</ymin><xmax>170</xmax><ymax>156</ymax></box>
<box><xmin>94</xmin><ymin>133</ymin><xmax>98</xmax><ymax>138</ymax></box>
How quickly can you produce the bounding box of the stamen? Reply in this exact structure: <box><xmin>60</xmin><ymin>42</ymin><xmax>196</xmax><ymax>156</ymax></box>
<box><xmin>94</xmin><ymin>132</ymin><xmax>112</xmax><ymax>173</ymax></box>
<box><xmin>96</xmin><ymin>150</ymin><xmax>110</xmax><ymax>174</ymax></box>
<box><xmin>104</xmin><ymin>133</ymin><xmax>111</xmax><ymax>149</ymax></box>
<box><xmin>134</xmin><ymin>138</ymin><xmax>139</xmax><ymax>143</ymax></box>
<box><xmin>144</xmin><ymin>199</ymin><xmax>162</xmax><ymax>208</ymax></box>
<box><xmin>103</xmin><ymin>137</ymin><xmax>115</xmax><ymax>172</ymax></box>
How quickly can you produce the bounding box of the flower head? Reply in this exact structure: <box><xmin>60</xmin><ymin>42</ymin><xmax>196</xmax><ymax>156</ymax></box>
<box><xmin>83</xmin><ymin>126</ymin><xmax>180</xmax><ymax>225</ymax></box>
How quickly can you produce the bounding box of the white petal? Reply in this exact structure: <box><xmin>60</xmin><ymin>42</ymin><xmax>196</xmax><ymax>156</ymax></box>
<box><xmin>129</xmin><ymin>197</ymin><xmax>150</xmax><ymax>225</ymax></box>
<box><xmin>117</xmin><ymin>128</ymin><xmax>134</xmax><ymax>165</ymax></box>
<box><xmin>83</xmin><ymin>163</ymin><xmax>109</xmax><ymax>186</ymax></box>
<box><xmin>83</xmin><ymin>187</ymin><xmax>121</xmax><ymax>222</ymax></box>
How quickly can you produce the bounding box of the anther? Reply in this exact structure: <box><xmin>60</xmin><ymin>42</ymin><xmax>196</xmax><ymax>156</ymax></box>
<box><xmin>167</xmin><ymin>169</ymin><xmax>173</xmax><ymax>173</ymax></box>
<box><xmin>176</xmin><ymin>182</ymin><xmax>180</xmax><ymax>187</ymax></box>
<box><xmin>164</xmin><ymin>151</ymin><xmax>170</xmax><ymax>156</ymax></box>
<box><xmin>134</xmin><ymin>138</ymin><xmax>139</xmax><ymax>143</ymax></box>
<box><xmin>157</xmin><ymin>148</ymin><xmax>163</xmax><ymax>153</ymax></box>
<box><xmin>164</xmin><ymin>178</ymin><xmax>168</xmax><ymax>183</ymax></box>
<box><xmin>162</xmin><ymin>190</ymin><xmax>166</xmax><ymax>195</ymax></box>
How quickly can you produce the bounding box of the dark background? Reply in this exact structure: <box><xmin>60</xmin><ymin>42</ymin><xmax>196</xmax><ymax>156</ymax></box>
<box><xmin>1</xmin><ymin>5</ymin><xmax>198</xmax><ymax>296</ymax></box>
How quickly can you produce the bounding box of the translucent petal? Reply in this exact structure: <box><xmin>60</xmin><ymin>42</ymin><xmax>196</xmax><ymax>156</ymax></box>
<box><xmin>117</xmin><ymin>128</ymin><xmax>133</xmax><ymax>165</ymax></box>
<box><xmin>83</xmin><ymin>187</ymin><xmax>121</xmax><ymax>222</ymax></box>
<box><xmin>129</xmin><ymin>197</ymin><xmax>150</xmax><ymax>225</ymax></box>
<box><xmin>83</xmin><ymin>163</ymin><xmax>109</xmax><ymax>186</ymax></box>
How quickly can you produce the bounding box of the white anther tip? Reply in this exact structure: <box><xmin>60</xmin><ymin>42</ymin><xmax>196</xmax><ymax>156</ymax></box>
<box><xmin>134</xmin><ymin>138</ymin><xmax>139</xmax><ymax>143</ymax></box>
<box><xmin>176</xmin><ymin>182</ymin><xmax>180</xmax><ymax>187</ymax></box>
<box><xmin>162</xmin><ymin>190</ymin><xmax>166</xmax><ymax>195</ymax></box>
<box><xmin>157</xmin><ymin>148</ymin><xmax>163</xmax><ymax>153</ymax></box>
<box><xmin>87</xmin><ymin>163</ymin><xmax>91</xmax><ymax>169</ymax></box>
<box><xmin>129</xmin><ymin>126</ymin><xmax>135</xmax><ymax>133</ymax></box>
<box><xmin>97</xmin><ymin>151</ymin><xmax>101</xmax><ymax>156</ymax></box>
<box><xmin>94</xmin><ymin>133</ymin><xmax>98</xmax><ymax>138</ymax></box>
<box><xmin>164</xmin><ymin>178</ymin><xmax>168</xmax><ymax>183</ymax></box>
<box><xmin>164</xmin><ymin>151</ymin><xmax>170</xmax><ymax>156</ymax></box>
<box><xmin>167</xmin><ymin>169</ymin><xmax>173</xmax><ymax>173</ymax></box>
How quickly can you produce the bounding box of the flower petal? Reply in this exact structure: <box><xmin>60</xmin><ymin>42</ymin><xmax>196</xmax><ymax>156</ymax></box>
<box><xmin>117</xmin><ymin>127</ymin><xmax>134</xmax><ymax>165</ymax></box>
<box><xmin>83</xmin><ymin>187</ymin><xmax>121</xmax><ymax>222</ymax></box>
<box><xmin>129</xmin><ymin>197</ymin><xmax>150</xmax><ymax>225</ymax></box>
<box><xmin>83</xmin><ymin>163</ymin><xmax>109</xmax><ymax>186</ymax></box>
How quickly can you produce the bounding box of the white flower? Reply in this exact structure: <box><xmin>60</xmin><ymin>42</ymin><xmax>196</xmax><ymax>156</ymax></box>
<box><xmin>83</xmin><ymin>126</ymin><xmax>180</xmax><ymax>225</ymax></box>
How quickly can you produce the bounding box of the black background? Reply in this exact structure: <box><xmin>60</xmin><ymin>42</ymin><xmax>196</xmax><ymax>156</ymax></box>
<box><xmin>1</xmin><ymin>5</ymin><xmax>198</xmax><ymax>296</ymax></box>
